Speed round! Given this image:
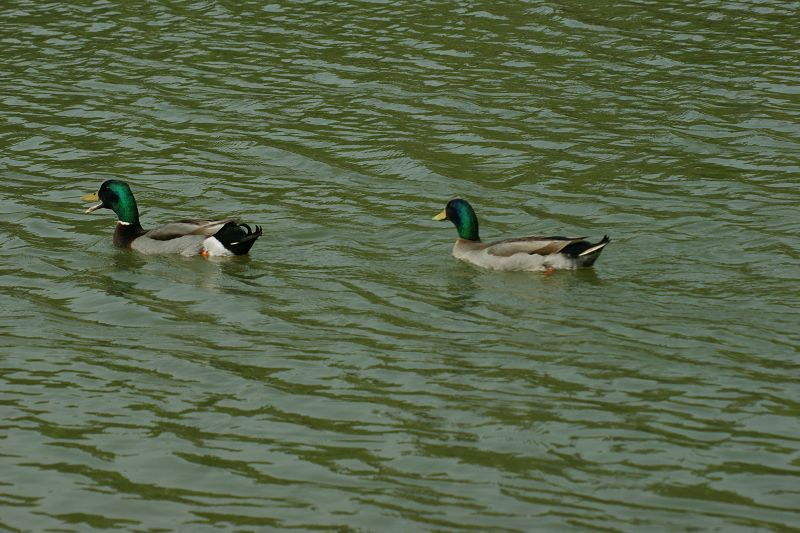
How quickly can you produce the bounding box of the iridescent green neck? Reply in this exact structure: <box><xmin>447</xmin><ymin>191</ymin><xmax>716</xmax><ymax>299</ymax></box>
<box><xmin>106</xmin><ymin>181</ymin><xmax>140</xmax><ymax>226</ymax></box>
<box><xmin>449</xmin><ymin>199</ymin><xmax>480</xmax><ymax>241</ymax></box>
<box><xmin>455</xmin><ymin>214</ymin><xmax>479</xmax><ymax>241</ymax></box>
<box><xmin>115</xmin><ymin>197</ymin><xmax>139</xmax><ymax>225</ymax></box>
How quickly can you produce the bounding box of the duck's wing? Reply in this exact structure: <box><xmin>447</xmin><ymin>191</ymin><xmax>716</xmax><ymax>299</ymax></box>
<box><xmin>485</xmin><ymin>236</ymin><xmax>589</xmax><ymax>257</ymax></box>
<box><xmin>144</xmin><ymin>219</ymin><xmax>234</xmax><ymax>241</ymax></box>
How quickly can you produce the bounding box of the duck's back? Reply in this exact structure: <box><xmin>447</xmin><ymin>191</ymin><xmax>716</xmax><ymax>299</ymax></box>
<box><xmin>130</xmin><ymin>219</ymin><xmax>233</xmax><ymax>256</ymax></box>
<box><xmin>131</xmin><ymin>233</ymin><xmax>207</xmax><ymax>256</ymax></box>
<box><xmin>145</xmin><ymin>219</ymin><xmax>232</xmax><ymax>240</ymax></box>
<box><xmin>453</xmin><ymin>240</ymin><xmax>577</xmax><ymax>271</ymax></box>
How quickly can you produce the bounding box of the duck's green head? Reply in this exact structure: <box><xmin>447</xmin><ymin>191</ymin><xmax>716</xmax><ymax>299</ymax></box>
<box><xmin>433</xmin><ymin>198</ymin><xmax>480</xmax><ymax>241</ymax></box>
<box><xmin>82</xmin><ymin>179</ymin><xmax>140</xmax><ymax>225</ymax></box>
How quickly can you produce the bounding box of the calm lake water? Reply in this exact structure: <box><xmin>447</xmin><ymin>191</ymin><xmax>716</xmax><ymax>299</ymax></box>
<box><xmin>2</xmin><ymin>1</ymin><xmax>799</xmax><ymax>531</ymax></box>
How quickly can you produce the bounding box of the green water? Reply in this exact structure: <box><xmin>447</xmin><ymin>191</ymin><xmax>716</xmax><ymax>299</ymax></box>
<box><xmin>2</xmin><ymin>1</ymin><xmax>799</xmax><ymax>531</ymax></box>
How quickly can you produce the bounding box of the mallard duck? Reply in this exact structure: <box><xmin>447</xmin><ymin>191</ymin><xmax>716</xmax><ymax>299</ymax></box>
<box><xmin>82</xmin><ymin>179</ymin><xmax>262</xmax><ymax>256</ymax></box>
<box><xmin>433</xmin><ymin>198</ymin><xmax>609</xmax><ymax>271</ymax></box>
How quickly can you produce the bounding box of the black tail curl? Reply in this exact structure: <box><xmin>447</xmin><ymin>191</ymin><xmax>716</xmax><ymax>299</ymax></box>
<box><xmin>560</xmin><ymin>235</ymin><xmax>611</xmax><ymax>258</ymax></box>
<box><xmin>213</xmin><ymin>222</ymin><xmax>263</xmax><ymax>255</ymax></box>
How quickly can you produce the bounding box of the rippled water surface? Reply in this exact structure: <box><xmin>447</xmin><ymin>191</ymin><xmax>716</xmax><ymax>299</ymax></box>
<box><xmin>2</xmin><ymin>1</ymin><xmax>799</xmax><ymax>531</ymax></box>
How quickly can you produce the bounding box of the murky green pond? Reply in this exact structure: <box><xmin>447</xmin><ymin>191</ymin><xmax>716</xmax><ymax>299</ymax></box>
<box><xmin>2</xmin><ymin>1</ymin><xmax>799</xmax><ymax>531</ymax></box>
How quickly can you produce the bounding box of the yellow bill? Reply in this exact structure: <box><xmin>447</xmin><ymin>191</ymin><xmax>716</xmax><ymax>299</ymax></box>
<box><xmin>432</xmin><ymin>210</ymin><xmax>447</xmax><ymax>221</ymax></box>
<box><xmin>81</xmin><ymin>191</ymin><xmax>103</xmax><ymax>213</ymax></box>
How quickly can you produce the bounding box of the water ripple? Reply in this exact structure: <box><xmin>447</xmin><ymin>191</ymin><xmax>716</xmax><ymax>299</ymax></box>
<box><xmin>2</xmin><ymin>0</ymin><xmax>799</xmax><ymax>531</ymax></box>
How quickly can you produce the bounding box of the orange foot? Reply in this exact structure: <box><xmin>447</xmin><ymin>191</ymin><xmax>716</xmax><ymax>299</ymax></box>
<box><xmin>200</xmin><ymin>249</ymin><xmax>210</xmax><ymax>258</ymax></box>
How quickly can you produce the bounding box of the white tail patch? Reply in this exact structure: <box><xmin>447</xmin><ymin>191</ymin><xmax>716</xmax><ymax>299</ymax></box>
<box><xmin>201</xmin><ymin>236</ymin><xmax>234</xmax><ymax>257</ymax></box>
